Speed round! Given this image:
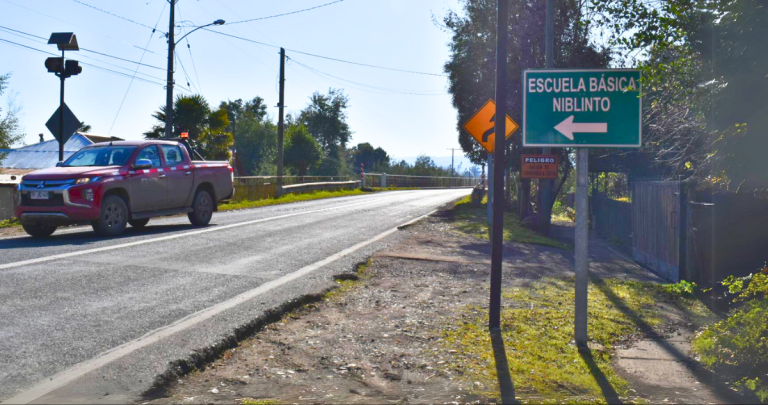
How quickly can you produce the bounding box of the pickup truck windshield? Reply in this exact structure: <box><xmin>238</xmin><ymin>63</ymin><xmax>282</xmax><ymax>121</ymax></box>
<box><xmin>64</xmin><ymin>146</ymin><xmax>137</xmax><ymax>167</ymax></box>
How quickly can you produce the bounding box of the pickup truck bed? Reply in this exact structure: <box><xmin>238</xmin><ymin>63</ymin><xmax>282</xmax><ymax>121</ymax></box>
<box><xmin>15</xmin><ymin>140</ymin><xmax>233</xmax><ymax>237</ymax></box>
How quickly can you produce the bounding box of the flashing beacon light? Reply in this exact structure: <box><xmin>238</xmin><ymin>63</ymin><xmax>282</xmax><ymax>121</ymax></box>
<box><xmin>180</xmin><ymin>132</ymin><xmax>189</xmax><ymax>139</ymax></box>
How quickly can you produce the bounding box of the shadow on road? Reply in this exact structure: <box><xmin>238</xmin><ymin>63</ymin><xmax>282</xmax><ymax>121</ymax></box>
<box><xmin>490</xmin><ymin>329</ymin><xmax>517</xmax><ymax>404</ymax></box>
<box><xmin>0</xmin><ymin>223</ymin><xmax>206</xmax><ymax>250</ymax></box>
<box><xmin>578</xmin><ymin>346</ymin><xmax>622</xmax><ymax>404</ymax></box>
<box><xmin>592</xmin><ymin>278</ymin><xmax>754</xmax><ymax>404</ymax></box>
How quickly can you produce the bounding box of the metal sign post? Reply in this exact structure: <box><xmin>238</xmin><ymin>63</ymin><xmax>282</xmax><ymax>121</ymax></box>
<box><xmin>574</xmin><ymin>148</ymin><xmax>589</xmax><ymax>346</ymax></box>
<box><xmin>489</xmin><ymin>0</ymin><xmax>509</xmax><ymax>331</ymax></box>
<box><xmin>522</xmin><ymin>68</ymin><xmax>642</xmax><ymax>347</ymax></box>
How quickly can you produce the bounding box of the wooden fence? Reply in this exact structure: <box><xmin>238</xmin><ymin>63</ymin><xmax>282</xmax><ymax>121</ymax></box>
<box><xmin>631</xmin><ymin>181</ymin><xmax>683</xmax><ymax>282</ymax></box>
<box><xmin>591</xmin><ymin>196</ymin><xmax>632</xmax><ymax>249</ymax></box>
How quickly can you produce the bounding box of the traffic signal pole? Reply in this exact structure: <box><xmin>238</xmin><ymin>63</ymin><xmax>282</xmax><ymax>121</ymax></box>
<box><xmin>58</xmin><ymin>49</ymin><xmax>65</xmax><ymax>162</ymax></box>
<box><xmin>489</xmin><ymin>0</ymin><xmax>508</xmax><ymax>331</ymax></box>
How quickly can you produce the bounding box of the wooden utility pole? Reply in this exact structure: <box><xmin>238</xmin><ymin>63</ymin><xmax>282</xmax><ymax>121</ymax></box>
<box><xmin>277</xmin><ymin>48</ymin><xmax>286</xmax><ymax>187</ymax></box>
<box><xmin>164</xmin><ymin>0</ymin><xmax>175</xmax><ymax>138</ymax></box>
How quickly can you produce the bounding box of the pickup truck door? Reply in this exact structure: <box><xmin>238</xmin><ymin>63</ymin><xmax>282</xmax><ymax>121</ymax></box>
<box><xmin>160</xmin><ymin>144</ymin><xmax>194</xmax><ymax>208</ymax></box>
<box><xmin>129</xmin><ymin>145</ymin><xmax>166</xmax><ymax>212</ymax></box>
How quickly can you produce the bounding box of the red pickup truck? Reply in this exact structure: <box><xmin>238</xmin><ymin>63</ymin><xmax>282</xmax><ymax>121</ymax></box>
<box><xmin>15</xmin><ymin>140</ymin><xmax>233</xmax><ymax>237</ymax></box>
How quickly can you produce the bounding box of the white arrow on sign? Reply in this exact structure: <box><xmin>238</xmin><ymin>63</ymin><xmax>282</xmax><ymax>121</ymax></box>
<box><xmin>554</xmin><ymin>115</ymin><xmax>608</xmax><ymax>140</ymax></box>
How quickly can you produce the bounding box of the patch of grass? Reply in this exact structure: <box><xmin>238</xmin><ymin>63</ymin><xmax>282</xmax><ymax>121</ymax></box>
<box><xmin>323</xmin><ymin>259</ymin><xmax>373</xmax><ymax>301</ymax></box>
<box><xmin>440</xmin><ymin>277</ymin><xmax>706</xmax><ymax>404</ymax></box>
<box><xmin>240</xmin><ymin>399</ymin><xmax>282</xmax><ymax>405</ymax></box>
<box><xmin>451</xmin><ymin>195</ymin><xmax>570</xmax><ymax>250</ymax></box>
<box><xmin>0</xmin><ymin>218</ymin><xmax>19</xmax><ymax>228</ymax></box>
<box><xmin>221</xmin><ymin>189</ymin><xmax>369</xmax><ymax>212</ymax></box>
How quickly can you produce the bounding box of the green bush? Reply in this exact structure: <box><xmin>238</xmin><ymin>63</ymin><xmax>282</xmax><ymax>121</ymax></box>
<box><xmin>693</xmin><ymin>269</ymin><xmax>768</xmax><ymax>402</ymax></box>
<box><xmin>663</xmin><ymin>280</ymin><xmax>697</xmax><ymax>297</ymax></box>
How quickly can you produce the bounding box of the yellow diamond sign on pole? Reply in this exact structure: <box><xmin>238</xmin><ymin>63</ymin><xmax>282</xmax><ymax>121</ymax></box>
<box><xmin>463</xmin><ymin>99</ymin><xmax>519</xmax><ymax>153</ymax></box>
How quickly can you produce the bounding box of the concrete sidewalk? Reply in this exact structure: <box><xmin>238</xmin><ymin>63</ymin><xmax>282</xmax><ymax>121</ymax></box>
<box><xmin>551</xmin><ymin>220</ymin><xmax>744</xmax><ymax>404</ymax></box>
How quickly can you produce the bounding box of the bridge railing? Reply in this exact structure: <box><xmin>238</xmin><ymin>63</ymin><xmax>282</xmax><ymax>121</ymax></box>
<box><xmin>230</xmin><ymin>174</ymin><xmax>481</xmax><ymax>203</ymax></box>
<box><xmin>363</xmin><ymin>173</ymin><xmax>482</xmax><ymax>189</ymax></box>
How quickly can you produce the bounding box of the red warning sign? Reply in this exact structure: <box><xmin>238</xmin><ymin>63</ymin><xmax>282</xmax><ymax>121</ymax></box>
<box><xmin>521</xmin><ymin>154</ymin><xmax>558</xmax><ymax>179</ymax></box>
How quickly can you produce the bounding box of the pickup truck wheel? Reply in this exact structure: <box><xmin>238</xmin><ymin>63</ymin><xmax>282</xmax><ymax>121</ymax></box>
<box><xmin>188</xmin><ymin>190</ymin><xmax>213</xmax><ymax>226</ymax></box>
<box><xmin>128</xmin><ymin>219</ymin><xmax>150</xmax><ymax>229</ymax></box>
<box><xmin>93</xmin><ymin>195</ymin><xmax>129</xmax><ymax>236</ymax></box>
<box><xmin>22</xmin><ymin>223</ymin><xmax>57</xmax><ymax>238</ymax></box>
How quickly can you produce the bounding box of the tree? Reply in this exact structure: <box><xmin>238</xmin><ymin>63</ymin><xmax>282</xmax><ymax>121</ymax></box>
<box><xmin>235</xmin><ymin>112</ymin><xmax>278</xmax><ymax>175</ymax></box>
<box><xmin>144</xmin><ymin>94</ymin><xmax>232</xmax><ymax>160</ymax></box>
<box><xmin>299</xmin><ymin>88</ymin><xmax>352</xmax><ymax>153</ymax></box>
<box><xmin>588</xmin><ymin>0</ymin><xmax>768</xmax><ymax>188</ymax></box>
<box><xmin>244</xmin><ymin>96</ymin><xmax>268</xmax><ymax>121</ymax></box>
<box><xmin>443</xmin><ymin>0</ymin><xmax>609</xmax><ymax>218</ymax></box>
<box><xmin>220</xmin><ymin>96</ymin><xmax>269</xmax><ymax>142</ymax></box>
<box><xmin>285</xmin><ymin>125</ymin><xmax>323</xmax><ymax>177</ymax></box>
<box><xmin>351</xmin><ymin>142</ymin><xmax>389</xmax><ymax>173</ymax></box>
<box><xmin>0</xmin><ymin>73</ymin><xmax>23</xmax><ymax>150</ymax></box>
<box><xmin>77</xmin><ymin>122</ymin><xmax>91</xmax><ymax>133</ymax></box>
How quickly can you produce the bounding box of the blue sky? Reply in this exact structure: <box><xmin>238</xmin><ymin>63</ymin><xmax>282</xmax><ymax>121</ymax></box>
<box><xmin>0</xmin><ymin>0</ymin><xmax>473</xmax><ymax>166</ymax></box>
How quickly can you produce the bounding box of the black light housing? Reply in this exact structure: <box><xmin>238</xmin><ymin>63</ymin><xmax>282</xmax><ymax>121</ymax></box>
<box><xmin>64</xmin><ymin>60</ymin><xmax>82</xmax><ymax>76</ymax></box>
<box><xmin>45</xmin><ymin>57</ymin><xmax>64</xmax><ymax>73</ymax></box>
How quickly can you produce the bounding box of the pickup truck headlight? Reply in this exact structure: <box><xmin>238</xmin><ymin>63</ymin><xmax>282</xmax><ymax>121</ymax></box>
<box><xmin>75</xmin><ymin>177</ymin><xmax>100</xmax><ymax>184</ymax></box>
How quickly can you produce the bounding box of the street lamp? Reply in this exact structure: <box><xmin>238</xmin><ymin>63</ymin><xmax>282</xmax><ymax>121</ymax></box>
<box><xmin>164</xmin><ymin>11</ymin><xmax>225</xmax><ymax>139</ymax></box>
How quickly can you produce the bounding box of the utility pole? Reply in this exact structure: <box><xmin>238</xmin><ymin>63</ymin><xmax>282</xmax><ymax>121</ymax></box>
<box><xmin>447</xmin><ymin>148</ymin><xmax>460</xmax><ymax>188</ymax></box>
<box><xmin>277</xmin><ymin>47</ymin><xmax>286</xmax><ymax>187</ymax></box>
<box><xmin>538</xmin><ymin>0</ymin><xmax>555</xmax><ymax>235</ymax></box>
<box><xmin>164</xmin><ymin>0</ymin><xmax>176</xmax><ymax>139</ymax></box>
<box><xmin>489</xmin><ymin>0</ymin><xmax>508</xmax><ymax>331</ymax></box>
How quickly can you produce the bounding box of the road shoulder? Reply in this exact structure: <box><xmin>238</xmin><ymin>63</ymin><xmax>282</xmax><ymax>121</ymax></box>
<box><xmin>145</xmin><ymin>202</ymin><xmax>724</xmax><ymax>404</ymax></box>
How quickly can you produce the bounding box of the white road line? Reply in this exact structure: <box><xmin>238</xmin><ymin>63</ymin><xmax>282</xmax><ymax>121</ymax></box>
<box><xmin>1</xmin><ymin>209</ymin><xmax>437</xmax><ymax>405</ymax></box>
<box><xmin>0</xmin><ymin>196</ymin><xmax>405</xmax><ymax>271</ymax></box>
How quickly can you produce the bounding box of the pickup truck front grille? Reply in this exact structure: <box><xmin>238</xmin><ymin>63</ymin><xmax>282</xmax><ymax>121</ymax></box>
<box><xmin>21</xmin><ymin>193</ymin><xmax>65</xmax><ymax>207</ymax></box>
<box><xmin>21</xmin><ymin>179</ymin><xmax>76</xmax><ymax>189</ymax></box>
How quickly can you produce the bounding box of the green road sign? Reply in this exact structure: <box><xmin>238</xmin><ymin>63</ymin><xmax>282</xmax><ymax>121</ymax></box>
<box><xmin>523</xmin><ymin>69</ymin><xmax>642</xmax><ymax>148</ymax></box>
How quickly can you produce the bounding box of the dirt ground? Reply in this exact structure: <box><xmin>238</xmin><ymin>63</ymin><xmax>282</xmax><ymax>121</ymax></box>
<box><xmin>142</xmin><ymin>210</ymin><xmax>732</xmax><ymax>405</ymax></box>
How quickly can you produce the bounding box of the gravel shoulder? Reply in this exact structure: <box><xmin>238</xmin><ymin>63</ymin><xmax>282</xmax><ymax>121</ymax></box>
<box><xmin>144</xmin><ymin>206</ymin><xmax>727</xmax><ymax>405</ymax></box>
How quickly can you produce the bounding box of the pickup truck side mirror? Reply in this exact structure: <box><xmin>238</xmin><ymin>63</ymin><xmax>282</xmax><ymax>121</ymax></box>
<box><xmin>55</xmin><ymin>161</ymin><xmax>64</xmax><ymax>167</ymax></box>
<box><xmin>132</xmin><ymin>159</ymin><xmax>154</xmax><ymax>170</ymax></box>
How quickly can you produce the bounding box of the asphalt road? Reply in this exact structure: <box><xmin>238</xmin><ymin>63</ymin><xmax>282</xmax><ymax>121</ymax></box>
<box><xmin>0</xmin><ymin>189</ymin><xmax>470</xmax><ymax>404</ymax></box>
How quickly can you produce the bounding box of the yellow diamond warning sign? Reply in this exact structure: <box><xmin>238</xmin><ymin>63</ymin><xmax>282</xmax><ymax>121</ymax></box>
<box><xmin>463</xmin><ymin>99</ymin><xmax>519</xmax><ymax>153</ymax></box>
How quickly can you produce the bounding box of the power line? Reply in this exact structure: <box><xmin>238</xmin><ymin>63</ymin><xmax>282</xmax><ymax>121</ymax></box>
<box><xmin>71</xmin><ymin>0</ymin><xmax>166</xmax><ymax>34</ymax></box>
<box><xmin>0</xmin><ymin>27</ymin><xmax>167</xmax><ymax>82</ymax></box>
<box><xmin>225</xmin><ymin>0</ymin><xmax>345</xmax><ymax>25</ymax></box>
<box><xmin>1</xmin><ymin>0</ymin><xmax>163</xmax><ymax>56</ymax></box>
<box><xmin>0</xmin><ymin>25</ymin><xmax>165</xmax><ymax>71</ymax></box>
<box><xmin>201</xmin><ymin>29</ymin><xmax>448</xmax><ymax>77</ymax></box>
<box><xmin>288</xmin><ymin>56</ymin><xmax>449</xmax><ymax>96</ymax></box>
<box><xmin>287</xmin><ymin>48</ymin><xmax>448</xmax><ymax>78</ymax></box>
<box><xmin>176</xmin><ymin>4</ymin><xmax>203</xmax><ymax>93</ymax></box>
<box><xmin>176</xmin><ymin>52</ymin><xmax>198</xmax><ymax>94</ymax></box>
<box><xmin>0</xmin><ymin>37</ymin><xmax>167</xmax><ymax>87</ymax></box>
<box><xmin>109</xmin><ymin>2</ymin><xmax>167</xmax><ymax>135</ymax></box>
<box><xmin>210</xmin><ymin>0</ymin><xmax>279</xmax><ymax>46</ymax></box>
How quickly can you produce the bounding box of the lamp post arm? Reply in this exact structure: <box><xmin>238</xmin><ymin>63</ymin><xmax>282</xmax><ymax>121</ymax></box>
<box><xmin>175</xmin><ymin>24</ymin><xmax>211</xmax><ymax>45</ymax></box>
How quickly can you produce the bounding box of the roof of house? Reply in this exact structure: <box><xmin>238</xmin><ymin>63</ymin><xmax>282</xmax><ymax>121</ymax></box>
<box><xmin>0</xmin><ymin>133</ymin><xmax>123</xmax><ymax>170</ymax></box>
